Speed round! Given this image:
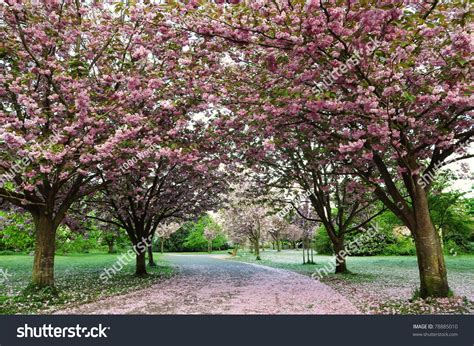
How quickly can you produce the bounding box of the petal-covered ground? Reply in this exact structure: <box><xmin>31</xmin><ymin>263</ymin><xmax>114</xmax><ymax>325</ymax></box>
<box><xmin>56</xmin><ymin>254</ymin><xmax>359</xmax><ymax>315</ymax></box>
<box><xmin>233</xmin><ymin>251</ymin><xmax>474</xmax><ymax>314</ymax></box>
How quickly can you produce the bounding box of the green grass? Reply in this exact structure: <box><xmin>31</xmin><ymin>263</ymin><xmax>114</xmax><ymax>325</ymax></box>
<box><xmin>0</xmin><ymin>252</ymin><xmax>174</xmax><ymax>314</ymax></box>
<box><xmin>233</xmin><ymin>250</ymin><xmax>474</xmax><ymax>282</ymax></box>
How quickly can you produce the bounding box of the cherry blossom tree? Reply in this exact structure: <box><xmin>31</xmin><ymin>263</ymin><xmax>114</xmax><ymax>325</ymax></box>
<box><xmin>223</xmin><ymin>204</ymin><xmax>269</xmax><ymax>260</ymax></box>
<box><xmin>183</xmin><ymin>0</ymin><xmax>473</xmax><ymax>297</ymax></box>
<box><xmin>293</xmin><ymin>203</ymin><xmax>318</xmax><ymax>265</ymax></box>
<box><xmin>0</xmin><ymin>1</ymin><xmax>169</xmax><ymax>286</ymax></box>
<box><xmin>267</xmin><ymin>215</ymin><xmax>289</xmax><ymax>252</ymax></box>
<box><xmin>156</xmin><ymin>222</ymin><xmax>181</xmax><ymax>256</ymax></box>
<box><xmin>283</xmin><ymin>223</ymin><xmax>304</xmax><ymax>250</ymax></box>
<box><xmin>203</xmin><ymin>222</ymin><xmax>220</xmax><ymax>253</ymax></box>
<box><xmin>0</xmin><ymin>0</ymin><xmax>227</xmax><ymax>285</ymax></box>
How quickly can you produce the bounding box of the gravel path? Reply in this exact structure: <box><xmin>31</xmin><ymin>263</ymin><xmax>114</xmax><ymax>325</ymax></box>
<box><xmin>57</xmin><ymin>254</ymin><xmax>360</xmax><ymax>314</ymax></box>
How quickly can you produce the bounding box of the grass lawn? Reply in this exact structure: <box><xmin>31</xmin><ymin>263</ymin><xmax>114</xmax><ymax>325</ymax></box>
<box><xmin>232</xmin><ymin>250</ymin><xmax>474</xmax><ymax>314</ymax></box>
<box><xmin>0</xmin><ymin>252</ymin><xmax>173</xmax><ymax>314</ymax></box>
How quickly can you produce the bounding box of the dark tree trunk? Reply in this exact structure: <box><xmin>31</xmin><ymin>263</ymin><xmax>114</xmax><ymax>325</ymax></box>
<box><xmin>302</xmin><ymin>241</ymin><xmax>306</xmax><ymax>264</ymax></box>
<box><xmin>208</xmin><ymin>240</ymin><xmax>212</xmax><ymax>253</ymax></box>
<box><xmin>334</xmin><ymin>240</ymin><xmax>348</xmax><ymax>274</ymax></box>
<box><xmin>160</xmin><ymin>238</ymin><xmax>164</xmax><ymax>254</ymax></box>
<box><xmin>147</xmin><ymin>244</ymin><xmax>156</xmax><ymax>267</ymax></box>
<box><xmin>32</xmin><ymin>213</ymin><xmax>57</xmax><ymax>287</ymax></box>
<box><xmin>135</xmin><ymin>251</ymin><xmax>147</xmax><ymax>276</ymax></box>
<box><xmin>276</xmin><ymin>239</ymin><xmax>281</xmax><ymax>252</ymax></box>
<box><xmin>254</xmin><ymin>240</ymin><xmax>261</xmax><ymax>260</ymax></box>
<box><xmin>411</xmin><ymin>185</ymin><xmax>449</xmax><ymax>298</ymax></box>
<box><xmin>107</xmin><ymin>239</ymin><xmax>115</xmax><ymax>254</ymax></box>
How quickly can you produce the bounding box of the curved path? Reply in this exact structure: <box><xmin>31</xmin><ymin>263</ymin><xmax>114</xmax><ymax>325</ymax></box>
<box><xmin>57</xmin><ymin>254</ymin><xmax>359</xmax><ymax>314</ymax></box>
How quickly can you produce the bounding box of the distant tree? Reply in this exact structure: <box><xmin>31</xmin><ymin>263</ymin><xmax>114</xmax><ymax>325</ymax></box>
<box><xmin>223</xmin><ymin>205</ymin><xmax>269</xmax><ymax>260</ymax></box>
<box><xmin>156</xmin><ymin>222</ymin><xmax>181</xmax><ymax>256</ymax></box>
<box><xmin>267</xmin><ymin>215</ymin><xmax>290</xmax><ymax>252</ymax></box>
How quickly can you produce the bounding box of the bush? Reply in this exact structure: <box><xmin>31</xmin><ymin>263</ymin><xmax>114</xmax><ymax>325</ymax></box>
<box><xmin>0</xmin><ymin>211</ymin><xmax>35</xmax><ymax>253</ymax></box>
<box><xmin>159</xmin><ymin>226</ymin><xmax>190</xmax><ymax>252</ymax></box>
<box><xmin>383</xmin><ymin>237</ymin><xmax>416</xmax><ymax>256</ymax></box>
<box><xmin>55</xmin><ymin>227</ymin><xmax>104</xmax><ymax>254</ymax></box>
<box><xmin>345</xmin><ymin>221</ymin><xmax>416</xmax><ymax>256</ymax></box>
<box><xmin>183</xmin><ymin>215</ymin><xmax>228</xmax><ymax>252</ymax></box>
<box><xmin>157</xmin><ymin>215</ymin><xmax>229</xmax><ymax>252</ymax></box>
<box><xmin>314</xmin><ymin>226</ymin><xmax>332</xmax><ymax>255</ymax></box>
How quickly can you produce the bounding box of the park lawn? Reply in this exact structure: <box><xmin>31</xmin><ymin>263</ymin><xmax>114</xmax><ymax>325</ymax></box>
<box><xmin>0</xmin><ymin>252</ymin><xmax>174</xmax><ymax>314</ymax></box>
<box><xmin>232</xmin><ymin>250</ymin><xmax>474</xmax><ymax>314</ymax></box>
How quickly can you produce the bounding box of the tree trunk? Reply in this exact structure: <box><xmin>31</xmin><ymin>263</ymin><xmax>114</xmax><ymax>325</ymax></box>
<box><xmin>135</xmin><ymin>251</ymin><xmax>147</xmax><ymax>276</ymax></box>
<box><xmin>232</xmin><ymin>246</ymin><xmax>238</xmax><ymax>257</ymax></box>
<box><xmin>411</xmin><ymin>185</ymin><xmax>449</xmax><ymax>298</ymax></box>
<box><xmin>334</xmin><ymin>240</ymin><xmax>348</xmax><ymax>274</ymax></box>
<box><xmin>254</xmin><ymin>241</ymin><xmax>261</xmax><ymax>260</ymax></box>
<box><xmin>147</xmin><ymin>244</ymin><xmax>156</xmax><ymax>267</ymax></box>
<box><xmin>276</xmin><ymin>239</ymin><xmax>281</xmax><ymax>252</ymax></box>
<box><xmin>32</xmin><ymin>213</ymin><xmax>57</xmax><ymax>287</ymax></box>
<box><xmin>208</xmin><ymin>240</ymin><xmax>212</xmax><ymax>253</ymax></box>
<box><xmin>107</xmin><ymin>241</ymin><xmax>115</xmax><ymax>254</ymax></box>
<box><xmin>302</xmin><ymin>241</ymin><xmax>306</xmax><ymax>264</ymax></box>
<box><xmin>160</xmin><ymin>238</ymin><xmax>164</xmax><ymax>254</ymax></box>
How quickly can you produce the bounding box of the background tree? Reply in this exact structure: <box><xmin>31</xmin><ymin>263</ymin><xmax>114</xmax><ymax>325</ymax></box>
<box><xmin>203</xmin><ymin>221</ymin><xmax>221</xmax><ymax>253</ymax></box>
<box><xmin>268</xmin><ymin>215</ymin><xmax>291</xmax><ymax>252</ymax></box>
<box><xmin>0</xmin><ymin>0</ymin><xmax>203</xmax><ymax>287</ymax></box>
<box><xmin>156</xmin><ymin>222</ymin><xmax>181</xmax><ymax>256</ymax></box>
<box><xmin>184</xmin><ymin>0</ymin><xmax>473</xmax><ymax>297</ymax></box>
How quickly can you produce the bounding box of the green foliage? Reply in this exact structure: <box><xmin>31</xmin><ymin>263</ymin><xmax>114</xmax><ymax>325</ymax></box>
<box><xmin>160</xmin><ymin>226</ymin><xmax>190</xmax><ymax>252</ymax></box>
<box><xmin>314</xmin><ymin>226</ymin><xmax>332</xmax><ymax>255</ymax></box>
<box><xmin>0</xmin><ymin>210</ymin><xmax>128</xmax><ymax>255</ymax></box>
<box><xmin>55</xmin><ymin>227</ymin><xmax>102</xmax><ymax>254</ymax></box>
<box><xmin>384</xmin><ymin>237</ymin><xmax>417</xmax><ymax>256</ymax></box>
<box><xmin>158</xmin><ymin>215</ymin><xmax>229</xmax><ymax>252</ymax></box>
<box><xmin>426</xmin><ymin>172</ymin><xmax>473</xmax><ymax>254</ymax></box>
<box><xmin>345</xmin><ymin>212</ymin><xmax>416</xmax><ymax>256</ymax></box>
<box><xmin>0</xmin><ymin>211</ymin><xmax>35</xmax><ymax>253</ymax></box>
<box><xmin>183</xmin><ymin>215</ymin><xmax>228</xmax><ymax>252</ymax></box>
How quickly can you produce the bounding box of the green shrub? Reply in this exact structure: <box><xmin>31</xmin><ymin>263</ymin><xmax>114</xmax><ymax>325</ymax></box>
<box><xmin>383</xmin><ymin>237</ymin><xmax>416</xmax><ymax>256</ymax></box>
<box><xmin>55</xmin><ymin>227</ymin><xmax>103</xmax><ymax>254</ymax></box>
<box><xmin>314</xmin><ymin>226</ymin><xmax>332</xmax><ymax>255</ymax></box>
<box><xmin>158</xmin><ymin>215</ymin><xmax>229</xmax><ymax>252</ymax></box>
<box><xmin>0</xmin><ymin>211</ymin><xmax>35</xmax><ymax>252</ymax></box>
